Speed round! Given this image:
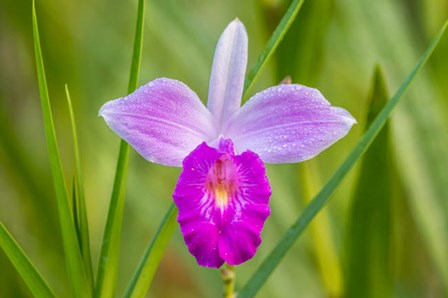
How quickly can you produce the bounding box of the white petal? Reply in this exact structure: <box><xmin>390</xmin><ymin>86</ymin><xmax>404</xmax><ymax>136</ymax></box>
<box><xmin>224</xmin><ymin>84</ymin><xmax>356</xmax><ymax>163</ymax></box>
<box><xmin>207</xmin><ymin>19</ymin><xmax>248</xmax><ymax>132</ymax></box>
<box><xmin>100</xmin><ymin>78</ymin><xmax>215</xmax><ymax>167</ymax></box>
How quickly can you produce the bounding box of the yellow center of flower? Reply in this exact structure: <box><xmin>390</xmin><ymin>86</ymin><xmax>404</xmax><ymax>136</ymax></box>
<box><xmin>206</xmin><ymin>154</ymin><xmax>238</xmax><ymax>209</ymax></box>
<box><xmin>214</xmin><ymin>184</ymin><xmax>230</xmax><ymax>208</ymax></box>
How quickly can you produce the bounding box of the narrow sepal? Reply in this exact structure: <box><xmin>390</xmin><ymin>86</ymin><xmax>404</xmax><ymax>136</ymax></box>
<box><xmin>207</xmin><ymin>19</ymin><xmax>248</xmax><ymax>130</ymax></box>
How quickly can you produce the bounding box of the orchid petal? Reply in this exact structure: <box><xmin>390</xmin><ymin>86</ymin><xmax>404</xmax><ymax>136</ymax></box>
<box><xmin>173</xmin><ymin>141</ymin><xmax>271</xmax><ymax>268</ymax></box>
<box><xmin>218</xmin><ymin>151</ymin><xmax>271</xmax><ymax>265</ymax></box>
<box><xmin>207</xmin><ymin>19</ymin><xmax>248</xmax><ymax>130</ymax></box>
<box><xmin>224</xmin><ymin>84</ymin><xmax>356</xmax><ymax>163</ymax></box>
<box><xmin>100</xmin><ymin>78</ymin><xmax>215</xmax><ymax>167</ymax></box>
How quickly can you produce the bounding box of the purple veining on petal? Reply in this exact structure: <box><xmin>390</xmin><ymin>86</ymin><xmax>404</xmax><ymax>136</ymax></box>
<box><xmin>207</xmin><ymin>19</ymin><xmax>248</xmax><ymax>131</ymax></box>
<box><xmin>99</xmin><ymin>78</ymin><xmax>216</xmax><ymax>167</ymax></box>
<box><xmin>224</xmin><ymin>84</ymin><xmax>357</xmax><ymax>163</ymax></box>
<box><xmin>173</xmin><ymin>140</ymin><xmax>271</xmax><ymax>268</ymax></box>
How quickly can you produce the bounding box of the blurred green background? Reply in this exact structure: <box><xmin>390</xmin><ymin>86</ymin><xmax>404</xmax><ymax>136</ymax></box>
<box><xmin>1</xmin><ymin>0</ymin><xmax>447</xmax><ymax>297</ymax></box>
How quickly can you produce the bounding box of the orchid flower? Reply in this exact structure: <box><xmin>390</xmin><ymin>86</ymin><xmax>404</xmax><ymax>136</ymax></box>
<box><xmin>99</xmin><ymin>19</ymin><xmax>356</xmax><ymax>268</ymax></box>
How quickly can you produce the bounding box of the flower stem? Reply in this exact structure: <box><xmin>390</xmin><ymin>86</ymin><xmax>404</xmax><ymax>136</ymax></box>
<box><xmin>221</xmin><ymin>264</ymin><xmax>236</xmax><ymax>298</ymax></box>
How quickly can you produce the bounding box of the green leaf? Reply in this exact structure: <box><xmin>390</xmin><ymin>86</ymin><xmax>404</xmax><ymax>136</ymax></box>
<box><xmin>65</xmin><ymin>85</ymin><xmax>94</xmax><ymax>291</ymax></box>
<box><xmin>243</xmin><ymin>0</ymin><xmax>305</xmax><ymax>98</ymax></box>
<box><xmin>32</xmin><ymin>2</ymin><xmax>91</xmax><ymax>297</ymax></box>
<box><xmin>123</xmin><ymin>203</ymin><xmax>178</xmax><ymax>298</ymax></box>
<box><xmin>344</xmin><ymin>0</ymin><xmax>448</xmax><ymax>291</ymax></box>
<box><xmin>0</xmin><ymin>222</ymin><xmax>56</xmax><ymax>298</ymax></box>
<box><xmin>238</xmin><ymin>20</ymin><xmax>448</xmax><ymax>298</ymax></box>
<box><xmin>344</xmin><ymin>66</ymin><xmax>393</xmax><ymax>298</ymax></box>
<box><xmin>95</xmin><ymin>0</ymin><xmax>145</xmax><ymax>296</ymax></box>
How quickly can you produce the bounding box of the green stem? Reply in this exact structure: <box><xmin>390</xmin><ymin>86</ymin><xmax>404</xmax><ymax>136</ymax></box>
<box><xmin>222</xmin><ymin>265</ymin><xmax>235</xmax><ymax>298</ymax></box>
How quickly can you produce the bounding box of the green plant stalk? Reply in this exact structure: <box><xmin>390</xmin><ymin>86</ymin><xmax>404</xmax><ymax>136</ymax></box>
<box><xmin>33</xmin><ymin>2</ymin><xmax>91</xmax><ymax>297</ymax></box>
<box><xmin>238</xmin><ymin>20</ymin><xmax>448</xmax><ymax>298</ymax></box>
<box><xmin>243</xmin><ymin>0</ymin><xmax>305</xmax><ymax>98</ymax></box>
<box><xmin>222</xmin><ymin>265</ymin><xmax>236</xmax><ymax>298</ymax></box>
<box><xmin>0</xmin><ymin>222</ymin><xmax>56</xmax><ymax>297</ymax></box>
<box><xmin>95</xmin><ymin>0</ymin><xmax>145</xmax><ymax>296</ymax></box>
<box><xmin>66</xmin><ymin>85</ymin><xmax>94</xmax><ymax>290</ymax></box>
<box><xmin>95</xmin><ymin>142</ymin><xmax>130</xmax><ymax>298</ymax></box>
<box><xmin>124</xmin><ymin>203</ymin><xmax>178</xmax><ymax>298</ymax></box>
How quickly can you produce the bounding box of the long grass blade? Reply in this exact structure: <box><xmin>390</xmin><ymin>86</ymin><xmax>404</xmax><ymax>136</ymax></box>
<box><xmin>243</xmin><ymin>0</ymin><xmax>305</xmax><ymax>98</ymax></box>
<box><xmin>65</xmin><ymin>85</ymin><xmax>94</xmax><ymax>290</ymax></box>
<box><xmin>347</xmin><ymin>1</ymin><xmax>448</xmax><ymax>290</ymax></box>
<box><xmin>0</xmin><ymin>222</ymin><xmax>55</xmax><ymax>298</ymax></box>
<box><xmin>344</xmin><ymin>66</ymin><xmax>393</xmax><ymax>298</ymax></box>
<box><xmin>238</xmin><ymin>20</ymin><xmax>448</xmax><ymax>298</ymax></box>
<box><xmin>123</xmin><ymin>203</ymin><xmax>178</xmax><ymax>298</ymax></box>
<box><xmin>32</xmin><ymin>2</ymin><xmax>90</xmax><ymax>297</ymax></box>
<box><xmin>95</xmin><ymin>0</ymin><xmax>145</xmax><ymax>296</ymax></box>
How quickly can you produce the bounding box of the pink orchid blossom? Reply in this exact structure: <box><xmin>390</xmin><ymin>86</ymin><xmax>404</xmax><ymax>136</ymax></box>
<box><xmin>99</xmin><ymin>19</ymin><xmax>356</xmax><ymax>268</ymax></box>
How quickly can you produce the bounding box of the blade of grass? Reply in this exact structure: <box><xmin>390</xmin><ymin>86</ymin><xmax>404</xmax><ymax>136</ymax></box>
<box><xmin>243</xmin><ymin>0</ymin><xmax>305</xmax><ymax>98</ymax></box>
<box><xmin>341</xmin><ymin>1</ymin><xmax>448</xmax><ymax>290</ymax></box>
<box><xmin>344</xmin><ymin>66</ymin><xmax>393</xmax><ymax>298</ymax></box>
<box><xmin>355</xmin><ymin>0</ymin><xmax>448</xmax><ymax>289</ymax></box>
<box><xmin>32</xmin><ymin>2</ymin><xmax>91</xmax><ymax>297</ymax></box>
<box><xmin>0</xmin><ymin>222</ymin><xmax>55</xmax><ymax>298</ymax></box>
<box><xmin>95</xmin><ymin>0</ymin><xmax>145</xmax><ymax>296</ymax></box>
<box><xmin>123</xmin><ymin>203</ymin><xmax>178</xmax><ymax>298</ymax></box>
<box><xmin>66</xmin><ymin>85</ymin><xmax>94</xmax><ymax>290</ymax></box>
<box><xmin>238</xmin><ymin>20</ymin><xmax>448</xmax><ymax>298</ymax></box>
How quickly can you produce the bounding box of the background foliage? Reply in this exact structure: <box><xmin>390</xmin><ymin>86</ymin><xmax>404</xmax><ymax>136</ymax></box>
<box><xmin>0</xmin><ymin>0</ymin><xmax>447</xmax><ymax>297</ymax></box>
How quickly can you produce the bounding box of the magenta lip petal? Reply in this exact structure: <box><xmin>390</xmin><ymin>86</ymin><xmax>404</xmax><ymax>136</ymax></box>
<box><xmin>173</xmin><ymin>141</ymin><xmax>271</xmax><ymax>268</ymax></box>
<box><xmin>224</xmin><ymin>84</ymin><xmax>356</xmax><ymax>164</ymax></box>
<box><xmin>218</xmin><ymin>151</ymin><xmax>271</xmax><ymax>265</ymax></box>
<box><xmin>179</xmin><ymin>219</ymin><xmax>224</xmax><ymax>268</ymax></box>
<box><xmin>99</xmin><ymin>78</ymin><xmax>216</xmax><ymax>167</ymax></box>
